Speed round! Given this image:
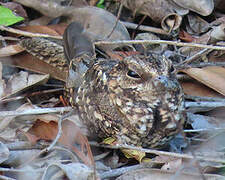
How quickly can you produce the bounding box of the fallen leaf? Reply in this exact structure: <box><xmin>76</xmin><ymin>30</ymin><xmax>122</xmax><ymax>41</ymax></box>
<box><xmin>179</xmin><ymin>30</ymin><xmax>196</xmax><ymax>42</ymax></box>
<box><xmin>17</xmin><ymin>25</ymin><xmax>63</xmax><ymax>36</ymax></box>
<box><xmin>122</xmin><ymin>0</ymin><xmax>185</xmax><ymax>31</ymax></box>
<box><xmin>121</xmin><ymin>148</ymin><xmax>146</xmax><ymax>163</ymax></box>
<box><xmin>181</xmin><ymin>67</ymin><xmax>225</xmax><ymax>96</ymax></box>
<box><xmin>0</xmin><ymin>53</ymin><xmax>66</xmax><ymax>82</ymax></box>
<box><xmin>0</xmin><ymin>44</ymin><xmax>24</xmax><ymax>57</ymax></box>
<box><xmin>0</xmin><ymin>103</ymin><xmax>37</xmax><ymax>141</ymax></box>
<box><xmin>28</xmin><ymin>119</ymin><xmax>94</xmax><ymax>167</ymax></box>
<box><xmin>1</xmin><ymin>71</ymin><xmax>49</xmax><ymax>99</ymax></box>
<box><xmin>67</xmin><ymin>6</ymin><xmax>130</xmax><ymax>50</ymax></box>
<box><xmin>179</xmin><ymin>78</ymin><xmax>223</xmax><ymax>97</ymax></box>
<box><xmin>172</xmin><ymin>0</ymin><xmax>214</xmax><ymax>16</ymax></box>
<box><xmin>42</xmin><ymin>163</ymin><xmax>96</xmax><ymax>180</ymax></box>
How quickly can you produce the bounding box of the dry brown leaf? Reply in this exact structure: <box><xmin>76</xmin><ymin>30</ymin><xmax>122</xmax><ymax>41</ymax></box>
<box><xmin>181</xmin><ymin>67</ymin><xmax>225</xmax><ymax>96</ymax></box>
<box><xmin>17</xmin><ymin>24</ymin><xmax>65</xmax><ymax>36</ymax></box>
<box><xmin>122</xmin><ymin>0</ymin><xmax>185</xmax><ymax>31</ymax></box>
<box><xmin>0</xmin><ymin>103</ymin><xmax>37</xmax><ymax>141</ymax></box>
<box><xmin>0</xmin><ymin>71</ymin><xmax>49</xmax><ymax>99</ymax></box>
<box><xmin>17</xmin><ymin>129</ymin><xmax>40</xmax><ymax>144</ymax></box>
<box><xmin>42</xmin><ymin>163</ymin><xmax>96</xmax><ymax>180</ymax></box>
<box><xmin>0</xmin><ymin>44</ymin><xmax>25</xmax><ymax>57</ymax></box>
<box><xmin>28</xmin><ymin>119</ymin><xmax>94</xmax><ymax>167</ymax></box>
<box><xmin>186</xmin><ymin>14</ymin><xmax>210</xmax><ymax>35</ymax></box>
<box><xmin>179</xmin><ymin>30</ymin><xmax>196</xmax><ymax>42</ymax></box>
<box><xmin>180</xmin><ymin>79</ymin><xmax>223</xmax><ymax>97</ymax></box>
<box><xmin>0</xmin><ymin>53</ymin><xmax>66</xmax><ymax>82</ymax></box>
<box><xmin>67</xmin><ymin>6</ymin><xmax>130</xmax><ymax>45</ymax></box>
<box><xmin>173</xmin><ymin>0</ymin><xmax>214</xmax><ymax>16</ymax></box>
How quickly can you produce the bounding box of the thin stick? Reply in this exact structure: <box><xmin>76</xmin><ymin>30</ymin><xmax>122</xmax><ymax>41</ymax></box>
<box><xmin>0</xmin><ymin>167</ymin><xmax>43</xmax><ymax>173</ymax></box>
<box><xmin>0</xmin><ymin>36</ymin><xmax>19</xmax><ymax>41</ymax></box>
<box><xmin>184</xmin><ymin>128</ymin><xmax>225</xmax><ymax>133</ymax></box>
<box><xmin>177</xmin><ymin>49</ymin><xmax>213</xmax><ymax>66</ymax></box>
<box><xmin>95</xmin><ymin>39</ymin><xmax>225</xmax><ymax>51</ymax></box>
<box><xmin>0</xmin><ymin>107</ymin><xmax>72</xmax><ymax>117</ymax></box>
<box><xmin>46</xmin><ymin>115</ymin><xmax>63</xmax><ymax>151</ymax></box>
<box><xmin>46</xmin><ymin>111</ymin><xmax>74</xmax><ymax>152</ymax></box>
<box><xmin>185</xmin><ymin>101</ymin><xmax>225</xmax><ymax>109</ymax></box>
<box><xmin>100</xmin><ymin>164</ymin><xmax>143</xmax><ymax>179</ymax></box>
<box><xmin>0</xmin><ymin>25</ymin><xmax>62</xmax><ymax>39</ymax></box>
<box><xmin>176</xmin><ymin>62</ymin><xmax>225</xmax><ymax>69</ymax></box>
<box><xmin>122</xmin><ymin>21</ymin><xmax>169</xmax><ymax>35</ymax></box>
<box><xmin>106</xmin><ymin>3</ymin><xmax>123</xmax><ymax>39</ymax></box>
<box><xmin>89</xmin><ymin>142</ymin><xmax>225</xmax><ymax>163</ymax></box>
<box><xmin>185</xmin><ymin>95</ymin><xmax>225</xmax><ymax>102</ymax></box>
<box><xmin>1</xmin><ymin>88</ymin><xmax>64</xmax><ymax>103</ymax></box>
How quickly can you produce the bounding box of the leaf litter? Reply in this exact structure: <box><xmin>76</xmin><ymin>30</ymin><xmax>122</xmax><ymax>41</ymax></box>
<box><xmin>0</xmin><ymin>0</ymin><xmax>225</xmax><ymax>179</ymax></box>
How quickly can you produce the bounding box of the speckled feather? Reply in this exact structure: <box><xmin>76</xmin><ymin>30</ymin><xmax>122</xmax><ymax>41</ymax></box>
<box><xmin>73</xmin><ymin>54</ymin><xmax>185</xmax><ymax>148</ymax></box>
<box><xmin>22</xmin><ymin>22</ymin><xmax>186</xmax><ymax>148</ymax></box>
<box><xmin>62</xmin><ymin>22</ymin><xmax>186</xmax><ymax>148</ymax></box>
<box><xmin>20</xmin><ymin>37</ymin><xmax>68</xmax><ymax>71</ymax></box>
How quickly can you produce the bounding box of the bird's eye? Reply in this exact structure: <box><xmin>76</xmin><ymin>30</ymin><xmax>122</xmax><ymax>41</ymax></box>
<box><xmin>127</xmin><ymin>70</ymin><xmax>141</xmax><ymax>79</ymax></box>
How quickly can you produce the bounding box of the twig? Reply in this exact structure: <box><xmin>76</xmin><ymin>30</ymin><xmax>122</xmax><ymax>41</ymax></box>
<box><xmin>185</xmin><ymin>101</ymin><xmax>225</xmax><ymax>109</ymax></box>
<box><xmin>0</xmin><ymin>167</ymin><xmax>43</xmax><ymax>173</ymax></box>
<box><xmin>131</xmin><ymin>15</ymin><xmax>147</xmax><ymax>39</ymax></box>
<box><xmin>1</xmin><ymin>88</ymin><xmax>64</xmax><ymax>103</ymax></box>
<box><xmin>6</xmin><ymin>141</ymin><xmax>44</xmax><ymax>150</ymax></box>
<box><xmin>100</xmin><ymin>164</ymin><xmax>143</xmax><ymax>179</ymax></box>
<box><xmin>106</xmin><ymin>3</ymin><xmax>123</xmax><ymax>39</ymax></box>
<box><xmin>0</xmin><ymin>25</ymin><xmax>62</xmax><ymax>39</ymax></box>
<box><xmin>122</xmin><ymin>21</ymin><xmax>169</xmax><ymax>35</ymax></box>
<box><xmin>89</xmin><ymin>142</ymin><xmax>225</xmax><ymax>163</ymax></box>
<box><xmin>184</xmin><ymin>128</ymin><xmax>225</xmax><ymax>133</ymax></box>
<box><xmin>46</xmin><ymin>115</ymin><xmax>63</xmax><ymax>151</ymax></box>
<box><xmin>45</xmin><ymin>111</ymin><xmax>75</xmax><ymax>152</ymax></box>
<box><xmin>184</xmin><ymin>95</ymin><xmax>225</xmax><ymax>102</ymax></box>
<box><xmin>0</xmin><ymin>107</ymin><xmax>72</xmax><ymax>117</ymax></box>
<box><xmin>0</xmin><ymin>36</ymin><xmax>19</xmax><ymax>41</ymax></box>
<box><xmin>95</xmin><ymin>40</ymin><xmax>225</xmax><ymax>51</ymax></box>
<box><xmin>176</xmin><ymin>62</ymin><xmax>225</xmax><ymax>69</ymax></box>
<box><xmin>176</xmin><ymin>49</ymin><xmax>213</xmax><ymax>66</ymax></box>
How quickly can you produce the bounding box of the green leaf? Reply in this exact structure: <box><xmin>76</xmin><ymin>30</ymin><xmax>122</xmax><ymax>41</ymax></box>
<box><xmin>97</xmin><ymin>0</ymin><xmax>105</xmax><ymax>9</ymax></box>
<box><xmin>0</xmin><ymin>6</ymin><xmax>24</xmax><ymax>26</ymax></box>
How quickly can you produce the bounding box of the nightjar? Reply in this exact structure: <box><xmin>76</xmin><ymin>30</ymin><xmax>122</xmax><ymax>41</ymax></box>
<box><xmin>63</xmin><ymin>22</ymin><xmax>186</xmax><ymax>148</ymax></box>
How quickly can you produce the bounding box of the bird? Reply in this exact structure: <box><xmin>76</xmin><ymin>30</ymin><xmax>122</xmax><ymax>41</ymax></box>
<box><xmin>64</xmin><ymin>22</ymin><xmax>186</xmax><ymax>148</ymax></box>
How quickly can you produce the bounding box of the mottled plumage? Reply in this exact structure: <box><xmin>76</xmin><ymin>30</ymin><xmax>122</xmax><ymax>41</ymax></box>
<box><xmin>63</xmin><ymin>22</ymin><xmax>186</xmax><ymax>148</ymax></box>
